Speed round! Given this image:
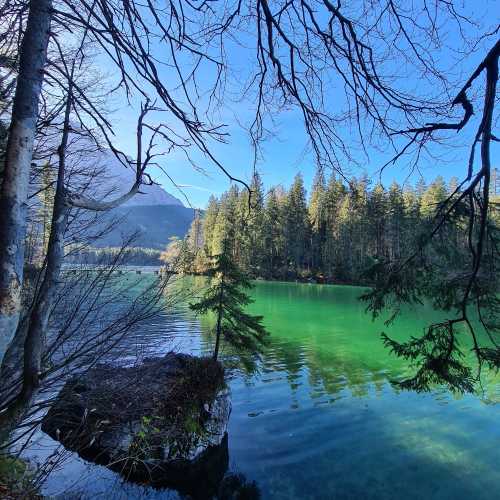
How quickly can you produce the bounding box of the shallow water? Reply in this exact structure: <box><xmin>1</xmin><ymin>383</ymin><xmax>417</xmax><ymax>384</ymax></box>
<box><xmin>24</xmin><ymin>277</ymin><xmax>500</xmax><ymax>499</ymax></box>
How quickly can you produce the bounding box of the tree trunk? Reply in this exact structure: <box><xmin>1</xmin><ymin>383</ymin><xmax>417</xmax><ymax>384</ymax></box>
<box><xmin>23</xmin><ymin>91</ymin><xmax>72</xmax><ymax>390</ymax></box>
<box><xmin>213</xmin><ymin>278</ymin><xmax>224</xmax><ymax>361</ymax></box>
<box><xmin>0</xmin><ymin>92</ymin><xmax>69</xmax><ymax>442</ymax></box>
<box><xmin>214</xmin><ymin>305</ymin><xmax>222</xmax><ymax>361</ymax></box>
<box><xmin>0</xmin><ymin>0</ymin><xmax>52</xmax><ymax>364</ymax></box>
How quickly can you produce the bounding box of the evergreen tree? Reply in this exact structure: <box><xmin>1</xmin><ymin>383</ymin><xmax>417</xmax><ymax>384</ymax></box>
<box><xmin>284</xmin><ymin>173</ymin><xmax>310</xmax><ymax>277</ymax></box>
<box><xmin>309</xmin><ymin>167</ymin><xmax>327</xmax><ymax>272</ymax></box>
<box><xmin>189</xmin><ymin>174</ymin><xmax>489</xmax><ymax>289</ymax></box>
<box><xmin>190</xmin><ymin>245</ymin><xmax>269</xmax><ymax>361</ymax></box>
<box><xmin>322</xmin><ymin>175</ymin><xmax>346</xmax><ymax>279</ymax></box>
<box><xmin>262</xmin><ymin>187</ymin><xmax>285</xmax><ymax>278</ymax></box>
<box><xmin>211</xmin><ymin>186</ymin><xmax>239</xmax><ymax>255</ymax></box>
<box><xmin>161</xmin><ymin>236</ymin><xmax>193</xmax><ymax>272</ymax></box>
<box><xmin>402</xmin><ymin>184</ymin><xmax>421</xmax><ymax>254</ymax></box>
<box><xmin>237</xmin><ymin>173</ymin><xmax>265</xmax><ymax>276</ymax></box>
<box><xmin>415</xmin><ymin>177</ymin><xmax>427</xmax><ymax>200</ymax></box>
<box><xmin>188</xmin><ymin>209</ymin><xmax>204</xmax><ymax>251</ymax></box>
<box><xmin>367</xmin><ymin>182</ymin><xmax>387</xmax><ymax>260</ymax></box>
<box><xmin>448</xmin><ymin>176</ymin><xmax>460</xmax><ymax>195</ymax></box>
<box><xmin>248</xmin><ymin>171</ymin><xmax>266</xmax><ymax>275</ymax></box>
<box><xmin>186</xmin><ymin>210</ymin><xmax>207</xmax><ymax>273</ymax></box>
<box><xmin>420</xmin><ymin>175</ymin><xmax>448</xmax><ymax>218</ymax></box>
<box><xmin>203</xmin><ymin>195</ymin><xmax>219</xmax><ymax>256</ymax></box>
<box><xmin>387</xmin><ymin>181</ymin><xmax>404</xmax><ymax>260</ymax></box>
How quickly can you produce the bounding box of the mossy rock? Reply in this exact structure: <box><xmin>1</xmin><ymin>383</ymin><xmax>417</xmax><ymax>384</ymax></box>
<box><xmin>42</xmin><ymin>353</ymin><xmax>231</xmax><ymax>497</ymax></box>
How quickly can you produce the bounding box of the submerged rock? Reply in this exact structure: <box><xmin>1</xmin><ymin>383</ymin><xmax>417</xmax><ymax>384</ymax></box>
<box><xmin>42</xmin><ymin>353</ymin><xmax>231</xmax><ymax>496</ymax></box>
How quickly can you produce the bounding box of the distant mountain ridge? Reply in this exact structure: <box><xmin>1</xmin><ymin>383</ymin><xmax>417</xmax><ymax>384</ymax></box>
<box><xmin>34</xmin><ymin>132</ymin><xmax>193</xmax><ymax>249</ymax></box>
<box><xmin>94</xmin><ymin>204</ymin><xmax>196</xmax><ymax>249</ymax></box>
<box><xmin>96</xmin><ymin>156</ymin><xmax>195</xmax><ymax>248</ymax></box>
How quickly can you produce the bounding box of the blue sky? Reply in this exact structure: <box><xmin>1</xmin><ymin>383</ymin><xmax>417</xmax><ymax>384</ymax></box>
<box><xmin>102</xmin><ymin>0</ymin><xmax>499</xmax><ymax>208</ymax></box>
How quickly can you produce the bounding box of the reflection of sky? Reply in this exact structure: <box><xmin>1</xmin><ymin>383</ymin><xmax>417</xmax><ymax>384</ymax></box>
<box><xmin>91</xmin><ymin>0</ymin><xmax>499</xmax><ymax>208</ymax></box>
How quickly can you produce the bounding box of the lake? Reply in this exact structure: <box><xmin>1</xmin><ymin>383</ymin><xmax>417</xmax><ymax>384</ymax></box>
<box><xmin>24</xmin><ymin>277</ymin><xmax>500</xmax><ymax>499</ymax></box>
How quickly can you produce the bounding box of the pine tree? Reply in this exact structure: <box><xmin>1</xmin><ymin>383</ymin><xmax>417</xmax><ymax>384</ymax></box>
<box><xmin>448</xmin><ymin>176</ymin><xmax>460</xmax><ymax>195</ymax></box>
<box><xmin>237</xmin><ymin>173</ymin><xmax>265</xmax><ymax>276</ymax></box>
<box><xmin>387</xmin><ymin>181</ymin><xmax>404</xmax><ymax>260</ymax></box>
<box><xmin>336</xmin><ymin>188</ymin><xmax>354</xmax><ymax>281</ymax></box>
<box><xmin>190</xmin><ymin>246</ymin><xmax>269</xmax><ymax>361</ymax></box>
<box><xmin>420</xmin><ymin>175</ymin><xmax>448</xmax><ymax>218</ymax></box>
<box><xmin>415</xmin><ymin>177</ymin><xmax>427</xmax><ymax>199</ymax></box>
<box><xmin>211</xmin><ymin>187</ymin><xmax>239</xmax><ymax>255</ymax></box>
<box><xmin>192</xmin><ymin>174</ymin><xmax>485</xmax><ymax>288</ymax></box>
<box><xmin>188</xmin><ymin>209</ymin><xmax>204</xmax><ymax>251</ymax></box>
<box><xmin>248</xmin><ymin>171</ymin><xmax>266</xmax><ymax>276</ymax></box>
<box><xmin>262</xmin><ymin>187</ymin><xmax>285</xmax><ymax>278</ymax></box>
<box><xmin>161</xmin><ymin>236</ymin><xmax>193</xmax><ymax>272</ymax></box>
<box><xmin>308</xmin><ymin>167</ymin><xmax>327</xmax><ymax>273</ymax></box>
<box><xmin>284</xmin><ymin>173</ymin><xmax>310</xmax><ymax>277</ymax></box>
<box><xmin>186</xmin><ymin>209</ymin><xmax>208</xmax><ymax>273</ymax></box>
<box><xmin>203</xmin><ymin>195</ymin><xmax>219</xmax><ymax>256</ymax></box>
<box><xmin>322</xmin><ymin>175</ymin><xmax>346</xmax><ymax>279</ymax></box>
<box><xmin>367</xmin><ymin>182</ymin><xmax>387</xmax><ymax>260</ymax></box>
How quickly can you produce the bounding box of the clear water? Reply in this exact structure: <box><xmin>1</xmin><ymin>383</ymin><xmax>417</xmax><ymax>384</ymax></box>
<box><xmin>24</xmin><ymin>277</ymin><xmax>500</xmax><ymax>499</ymax></box>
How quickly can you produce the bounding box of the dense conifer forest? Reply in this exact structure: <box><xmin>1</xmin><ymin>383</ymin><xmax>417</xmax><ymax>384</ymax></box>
<box><xmin>176</xmin><ymin>170</ymin><xmax>500</xmax><ymax>285</ymax></box>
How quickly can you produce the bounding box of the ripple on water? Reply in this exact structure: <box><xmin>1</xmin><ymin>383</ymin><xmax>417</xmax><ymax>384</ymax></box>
<box><xmin>26</xmin><ymin>279</ymin><xmax>500</xmax><ymax>499</ymax></box>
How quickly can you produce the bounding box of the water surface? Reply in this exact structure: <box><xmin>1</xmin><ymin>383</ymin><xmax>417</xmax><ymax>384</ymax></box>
<box><xmin>26</xmin><ymin>277</ymin><xmax>500</xmax><ymax>499</ymax></box>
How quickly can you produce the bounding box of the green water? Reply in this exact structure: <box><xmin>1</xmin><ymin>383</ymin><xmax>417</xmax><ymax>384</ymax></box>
<box><xmin>32</xmin><ymin>278</ymin><xmax>500</xmax><ymax>499</ymax></box>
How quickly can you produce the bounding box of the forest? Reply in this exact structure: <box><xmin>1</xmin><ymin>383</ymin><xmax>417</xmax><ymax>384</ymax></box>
<box><xmin>176</xmin><ymin>172</ymin><xmax>500</xmax><ymax>284</ymax></box>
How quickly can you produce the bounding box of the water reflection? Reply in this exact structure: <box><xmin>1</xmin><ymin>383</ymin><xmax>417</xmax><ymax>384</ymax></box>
<box><xmin>196</xmin><ymin>279</ymin><xmax>500</xmax><ymax>499</ymax></box>
<box><xmin>26</xmin><ymin>277</ymin><xmax>500</xmax><ymax>499</ymax></box>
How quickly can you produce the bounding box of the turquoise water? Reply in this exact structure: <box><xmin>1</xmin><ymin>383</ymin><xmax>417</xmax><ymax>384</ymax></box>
<box><xmin>26</xmin><ymin>278</ymin><xmax>500</xmax><ymax>499</ymax></box>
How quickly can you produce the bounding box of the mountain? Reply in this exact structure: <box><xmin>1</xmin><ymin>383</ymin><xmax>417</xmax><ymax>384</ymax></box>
<box><xmin>97</xmin><ymin>149</ymin><xmax>184</xmax><ymax>207</ymax></box>
<box><xmin>34</xmin><ymin>129</ymin><xmax>185</xmax><ymax>208</ymax></box>
<box><xmin>34</xmin><ymin>133</ymin><xmax>193</xmax><ymax>249</ymax></box>
<box><xmin>93</xmin><ymin>204</ymin><xmax>196</xmax><ymax>249</ymax></box>
<box><xmin>93</xmin><ymin>153</ymin><xmax>195</xmax><ymax>248</ymax></box>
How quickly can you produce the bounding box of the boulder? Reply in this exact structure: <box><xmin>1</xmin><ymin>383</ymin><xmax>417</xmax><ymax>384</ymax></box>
<box><xmin>42</xmin><ymin>353</ymin><xmax>231</xmax><ymax>496</ymax></box>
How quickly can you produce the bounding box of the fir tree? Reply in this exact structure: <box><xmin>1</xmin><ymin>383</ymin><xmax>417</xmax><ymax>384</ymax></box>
<box><xmin>185</xmin><ymin>173</ymin><xmax>494</xmax><ymax>290</ymax></box>
<box><xmin>309</xmin><ymin>167</ymin><xmax>327</xmax><ymax>272</ymax></box>
<box><xmin>284</xmin><ymin>173</ymin><xmax>310</xmax><ymax>276</ymax></box>
<box><xmin>190</xmin><ymin>245</ymin><xmax>269</xmax><ymax>361</ymax></box>
<box><xmin>387</xmin><ymin>181</ymin><xmax>404</xmax><ymax>260</ymax></box>
<box><xmin>262</xmin><ymin>187</ymin><xmax>285</xmax><ymax>278</ymax></box>
<box><xmin>203</xmin><ymin>195</ymin><xmax>219</xmax><ymax>256</ymax></box>
<box><xmin>420</xmin><ymin>175</ymin><xmax>448</xmax><ymax>218</ymax></box>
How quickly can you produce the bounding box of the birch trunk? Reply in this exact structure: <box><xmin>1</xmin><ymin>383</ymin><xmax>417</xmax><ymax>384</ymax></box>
<box><xmin>0</xmin><ymin>0</ymin><xmax>52</xmax><ymax>363</ymax></box>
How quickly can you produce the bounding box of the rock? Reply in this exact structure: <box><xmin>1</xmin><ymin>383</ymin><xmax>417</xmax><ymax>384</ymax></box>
<box><xmin>42</xmin><ymin>353</ymin><xmax>231</xmax><ymax>496</ymax></box>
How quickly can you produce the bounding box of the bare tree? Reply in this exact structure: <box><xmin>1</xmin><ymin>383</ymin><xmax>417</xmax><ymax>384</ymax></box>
<box><xmin>363</xmin><ymin>40</ymin><xmax>500</xmax><ymax>392</ymax></box>
<box><xmin>0</xmin><ymin>0</ymin><xmax>242</xmax><ymax>366</ymax></box>
<box><xmin>1</xmin><ymin>0</ymin><xmax>498</xmax><ymax>398</ymax></box>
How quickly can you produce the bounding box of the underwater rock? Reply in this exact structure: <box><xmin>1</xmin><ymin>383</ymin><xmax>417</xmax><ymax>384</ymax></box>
<box><xmin>42</xmin><ymin>352</ymin><xmax>231</xmax><ymax>496</ymax></box>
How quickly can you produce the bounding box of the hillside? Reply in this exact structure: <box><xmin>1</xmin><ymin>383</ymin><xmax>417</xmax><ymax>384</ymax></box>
<box><xmin>94</xmin><ymin>204</ymin><xmax>196</xmax><ymax>249</ymax></box>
